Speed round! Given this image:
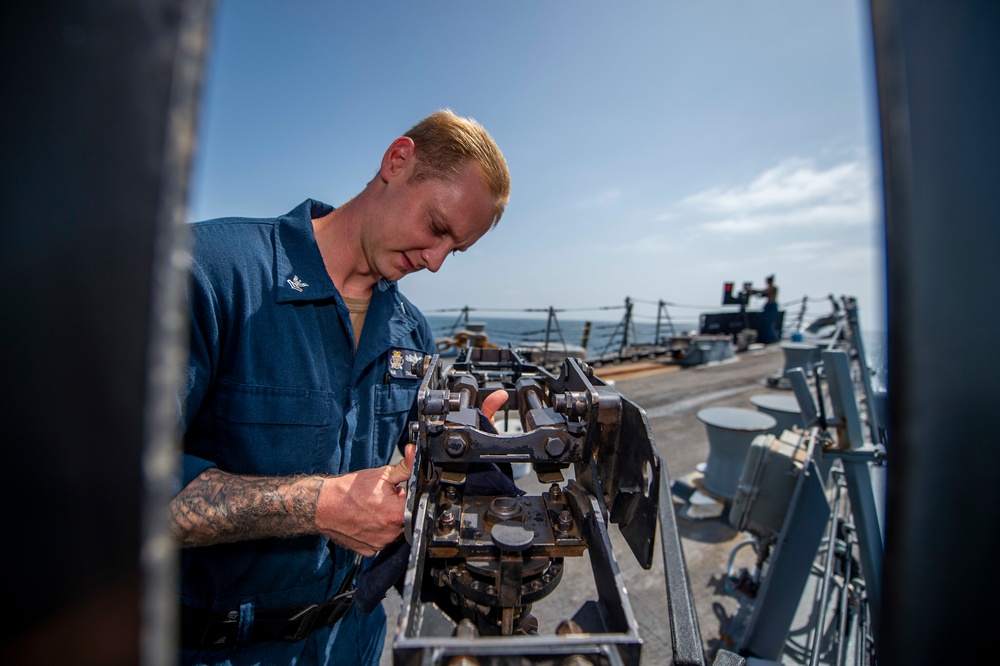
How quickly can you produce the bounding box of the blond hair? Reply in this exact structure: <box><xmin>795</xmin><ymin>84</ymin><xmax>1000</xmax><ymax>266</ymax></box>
<box><xmin>404</xmin><ymin>109</ymin><xmax>511</xmax><ymax>227</ymax></box>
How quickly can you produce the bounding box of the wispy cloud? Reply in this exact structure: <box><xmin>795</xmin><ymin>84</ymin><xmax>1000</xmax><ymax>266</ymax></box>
<box><xmin>675</xmin><ymin>157</ymin><xmax>878</xmax><ymax>234</ymax></box>
<box><xmin>582</xmin><ymin>155</ymin><xmax>879</xmax><ymax>258</ymax></box>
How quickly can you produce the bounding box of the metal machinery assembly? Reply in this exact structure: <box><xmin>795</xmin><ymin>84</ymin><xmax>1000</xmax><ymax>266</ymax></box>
<box><xmin>393</xmin><ymin>348</ymin><xmax>665</xmax><ymax>665</ymax></box>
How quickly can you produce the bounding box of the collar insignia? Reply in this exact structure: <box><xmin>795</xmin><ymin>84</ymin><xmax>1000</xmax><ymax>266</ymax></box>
<box><xmin>287</xmin><ymin>275</ymin><xmax>309</xmax><ymax>292</ymax></box>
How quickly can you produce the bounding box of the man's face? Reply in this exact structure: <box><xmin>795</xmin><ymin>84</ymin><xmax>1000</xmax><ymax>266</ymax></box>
<box><xmin>364</xmin><ymin>157</ymin><xmax>496</xmax><ymax>282</ymax></box>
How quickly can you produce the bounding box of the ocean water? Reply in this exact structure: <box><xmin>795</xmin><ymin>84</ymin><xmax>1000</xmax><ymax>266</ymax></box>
<box><xmin>424</xmin><ymin>311</ymin><xmax>888</xmax><ymax>390</ymax></box>
<box><xmin>426</xmin><ymin>312</ymin><xmax>699</xmax><ymax>358</ymax></box>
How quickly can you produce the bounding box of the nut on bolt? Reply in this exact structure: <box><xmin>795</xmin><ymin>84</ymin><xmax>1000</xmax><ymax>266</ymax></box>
<box><xmin>544</xmin><ymin>436</ymin><xmax>566</xmax><ymax>457</ymax></box>
<box><xmin>445</xmin><ymin>433</ymin><xmax>467</xmax><ymax>457</ymax></box>
<box><xmin>438</xmin><ymin>508</ymin><xmax>457</xmax><ymax>534</ymax></box>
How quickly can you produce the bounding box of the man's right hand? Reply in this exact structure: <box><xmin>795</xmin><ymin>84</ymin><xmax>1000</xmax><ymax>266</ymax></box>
<box><xmin>314</xmin><ymin>444</ymin><xmax>416</xmax><ymax>556</ymax></box>
<box><xmin>319</xmin><ymin>389</ymin><xmax>508</xmax><ymax>555</ymax></box>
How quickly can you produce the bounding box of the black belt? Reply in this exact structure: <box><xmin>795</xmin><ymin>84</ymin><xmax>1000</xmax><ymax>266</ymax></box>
<box><xmin>182</xmin><ymin>559</ymin><xmax>360</xmax><ymax>650</ymax></box>
<box><xmin>181</xmin><ymin>588</ymin><xmax>355</xmax><ymax>649</ymax></box>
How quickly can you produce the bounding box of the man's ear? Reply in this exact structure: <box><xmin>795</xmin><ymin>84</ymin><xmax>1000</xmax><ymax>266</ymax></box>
<box><xmin>379</xmin><ymin>136</ymin><xmax>416</xmax><ymax>182</ymax></box>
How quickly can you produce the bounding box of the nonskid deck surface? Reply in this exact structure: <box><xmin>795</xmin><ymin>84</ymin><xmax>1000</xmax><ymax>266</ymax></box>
<box><xmin>382</xmin><ymin>344</ymin><xmax>823</xmax><ymax>665</ymax></box>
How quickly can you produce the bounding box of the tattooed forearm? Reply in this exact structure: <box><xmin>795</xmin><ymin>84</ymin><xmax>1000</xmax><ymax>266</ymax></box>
<box><xmin>170</xmin><ymin>467</ymin><xmax>325</xmax><ymax>547</ymax></box>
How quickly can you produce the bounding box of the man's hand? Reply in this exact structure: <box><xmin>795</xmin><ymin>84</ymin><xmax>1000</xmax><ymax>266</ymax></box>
<box><xmin>316</xmin><ymin>389</ymin><xmax>507</xmax><ymax>556</ymax></box>
<box><xmin>481</xmin><ymin>389</ymin><xmax>509</xmax><ymax>422</ymax></box>
<box><xmin>315</xmin><ymin>444</ymin><xmax>416</xmax><ymax>556</ymax></box>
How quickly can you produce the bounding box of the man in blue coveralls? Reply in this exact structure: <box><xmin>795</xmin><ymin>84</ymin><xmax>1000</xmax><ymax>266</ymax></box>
<box><xmin>171</xmin><ymin>109</ymin><xmax>511</xmax><ymax>665</ymax></box>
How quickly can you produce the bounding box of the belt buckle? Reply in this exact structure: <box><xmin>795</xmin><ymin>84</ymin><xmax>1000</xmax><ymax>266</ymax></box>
<box><xmin>287</xmin><ymin>603</ymin><xmax>319</xmax><ymax>641</ymax></box>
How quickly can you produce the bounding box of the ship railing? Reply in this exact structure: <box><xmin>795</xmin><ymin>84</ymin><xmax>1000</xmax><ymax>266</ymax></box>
<box><xmin>428</xmin><ymin>294</ymin><xmax>858</xmax><ymax>369</ymax></box>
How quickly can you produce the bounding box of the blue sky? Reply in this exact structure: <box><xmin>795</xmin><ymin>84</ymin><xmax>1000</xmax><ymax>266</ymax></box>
<box><xmin>188</xmin><ymin>1</ymin><xmax>885</xmax><ymax>332</ymax></box>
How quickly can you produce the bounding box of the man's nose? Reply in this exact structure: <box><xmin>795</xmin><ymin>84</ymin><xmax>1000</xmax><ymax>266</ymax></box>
<box><xmin>421</xmin><ymin>246</ymin><xmax>448</xmax><ymax>273</ymax></box>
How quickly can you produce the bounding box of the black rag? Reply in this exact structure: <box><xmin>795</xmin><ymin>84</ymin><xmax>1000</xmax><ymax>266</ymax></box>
<box><xmin>354</xmin><ymin>409</ymin><xmax>525</xmax><ymax>613</ymax></box>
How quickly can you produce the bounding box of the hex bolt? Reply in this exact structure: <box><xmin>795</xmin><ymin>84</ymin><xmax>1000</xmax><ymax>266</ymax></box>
<box><xmin>544</xmin><ymin>436</ymin><xmax>566</xmax><ymax>458</ymax></box>
<box><xmin>549</xmin><ymin>483</ymin><xmax>563</xmax><ymax>502</ymax></box>
<box><xmin>552</xmin><ymin>391</ymin><xmax>588</xmax><ymax>415</ymax></box>
<box><xmin>443</xmin><ymin>485</ymin><xmax>459</xmax><ymax>503</ymax></box>
<box><xmin>438</xmin><ymin>509</ymin><xmax>457</xmax><ymax>534</ymax></box>
<box><xmin>445</xmin><ymin>433</ymin><xmax>467</xmax><ymax>457</ymax></box>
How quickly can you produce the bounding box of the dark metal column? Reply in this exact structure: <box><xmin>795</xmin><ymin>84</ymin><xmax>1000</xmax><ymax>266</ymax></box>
<box><xmin>869</xmin><ymin>0</ymin><xmax>1000</xmax><ymax>663</ymax></box>
<box><xmin>0</xmin><ymin>1</ymin><xmax>214</xmax><ymax>663</ymax></box>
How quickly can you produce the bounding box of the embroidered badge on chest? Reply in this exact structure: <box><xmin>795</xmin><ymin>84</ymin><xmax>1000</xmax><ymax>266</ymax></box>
<box><xmin>387</xmin><ymin>348</ymin><xmax>427</xmax><ymax>380</ymax></box>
